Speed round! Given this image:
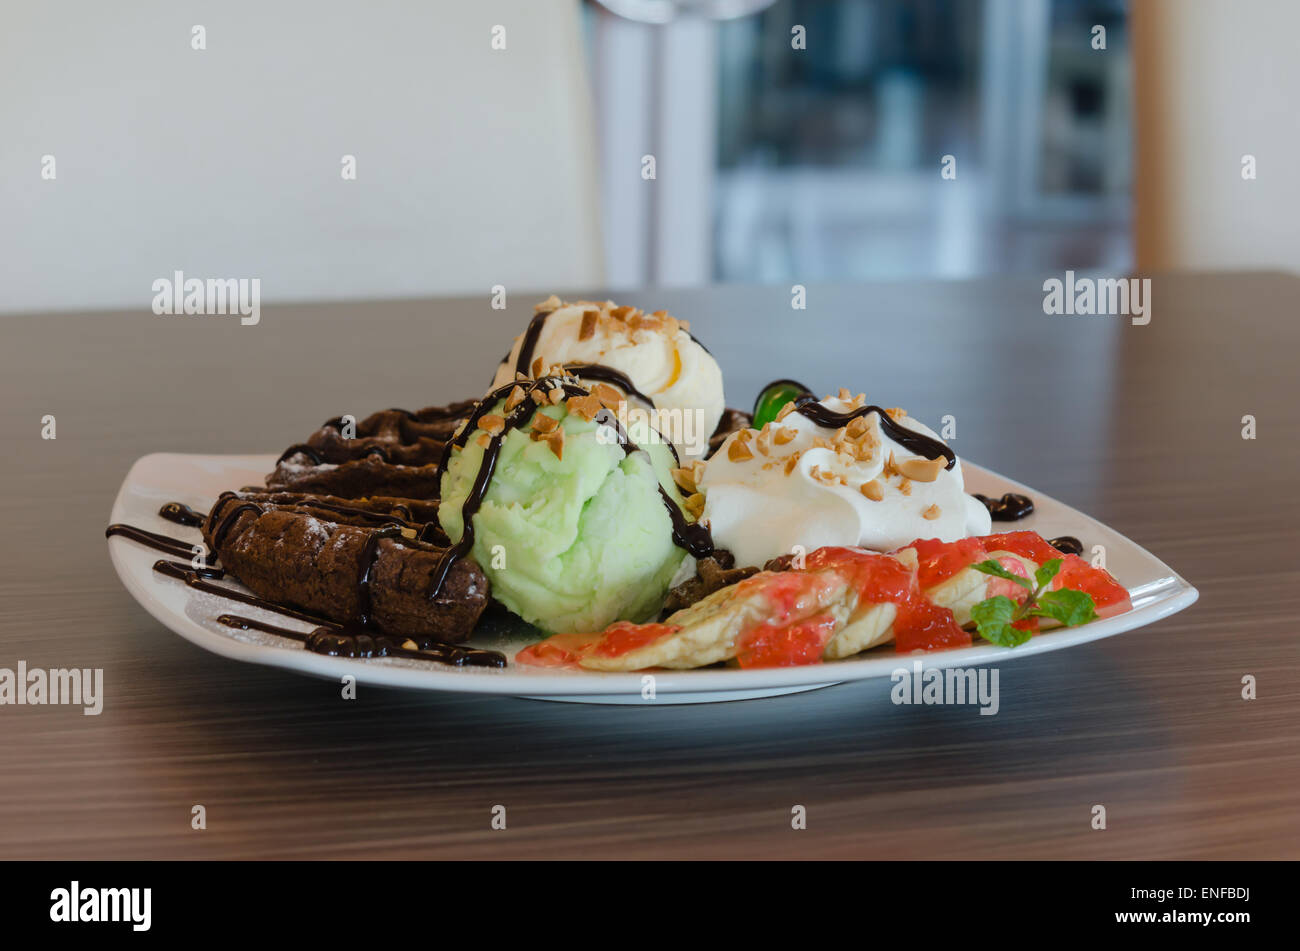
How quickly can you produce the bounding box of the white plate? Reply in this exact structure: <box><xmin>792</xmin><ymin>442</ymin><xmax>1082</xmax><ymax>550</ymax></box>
<box><xmin>108</xmin><ymin>453</ymin><xmax>1197</xmax><ymax>704</ymax></box>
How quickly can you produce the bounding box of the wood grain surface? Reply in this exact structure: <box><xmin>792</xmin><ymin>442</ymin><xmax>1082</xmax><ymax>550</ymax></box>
<box><xmin>1</xmin><ymin>273</ymin><xmax>1297</xmax><ymax>859</ymax></box>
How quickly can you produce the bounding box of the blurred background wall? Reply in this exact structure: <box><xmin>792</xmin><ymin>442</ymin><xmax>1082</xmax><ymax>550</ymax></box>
<box><xmin>0</xmin><ymin>0</ymin><xmax>602</xmax><ymax>314</ymax></box>
<box><xmin>1133</xmin><ymin>0</ymin><xmax>1300</xmax><ymax>272</ymax></box>
<box><xmin>2</xmin><ymin>0</ymin><xmax>1294</xmax><ymax>315</ymax></box>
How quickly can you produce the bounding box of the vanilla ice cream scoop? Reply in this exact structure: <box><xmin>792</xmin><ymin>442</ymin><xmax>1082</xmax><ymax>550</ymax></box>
<box><xmin>699</xmin><ymin>392</ymin><xmax>991</xmax><ymax>568</ymax></box>
<box><xmin>491</xmin><ymin>297</ymin><xmax>725</xmax><ymax>457</ymax></box>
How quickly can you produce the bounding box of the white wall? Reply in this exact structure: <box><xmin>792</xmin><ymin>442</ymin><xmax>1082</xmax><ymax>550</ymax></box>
<box><xmin>1133</xmin><ymin>0</ymin><xmax>1300</xmax><ymax>272</ymax></box>
<box><xmin>0</xmin><ymin>0</ymin><xmax>603</xmax><ymax>313</ymax></box>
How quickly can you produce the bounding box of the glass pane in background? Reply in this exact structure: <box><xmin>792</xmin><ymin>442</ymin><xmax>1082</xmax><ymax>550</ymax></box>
<box><xmin>583</xmin><ymin>0</ymin><xmax>1132</xmax><ymax>285</ymax></box>
<box><xmin>714</xmin><ymin>0</ymin><xmax>1131</xmax><ymax>283</ymax></box>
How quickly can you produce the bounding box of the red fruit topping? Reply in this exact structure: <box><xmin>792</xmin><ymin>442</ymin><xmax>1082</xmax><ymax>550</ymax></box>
<box><xmin>1054</xmin><ymin>554</ymin><xmax>1131</xmax><ymax>611</ymax></box>
<box><xmin>979</xmin><ymin>531</ymin><xmax>1061</xmax><ymax>565</ymax></box>
<box><xmin>893</xmin><ymin>596</ymin><xmax>971</xmax><ymax>652</ymax></box>
<box><xmin>735</xmin><ymin>611</ymin><xmax>839</xmax><ymax>668</ymax></box>
<box><xmin>515</xmin><ymin>632</ymin><xmax>598</xmax><ymax>669</ymax></box>
<box><xmin>589</xmin><ymin>621</ymin><xmax>681</xmax><ymax>659</ymax></box>
<box><xmin>909</xmin><ymin>536</ymin><xmax>990</xmax><ymax>589</ymax></box>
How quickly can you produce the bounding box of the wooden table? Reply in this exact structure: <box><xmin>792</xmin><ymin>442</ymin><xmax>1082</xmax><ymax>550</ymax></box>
<box><xmin>2</xmin><ymin>273</ymin><xmax>1297</xmax><ymax>859</ymax></box>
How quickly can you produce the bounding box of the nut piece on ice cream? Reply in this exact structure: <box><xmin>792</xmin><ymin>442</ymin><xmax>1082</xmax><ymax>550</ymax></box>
<box><xmin>491</xmin><ymin>297</ymin><xmax>725</xmax><ymax>458</ymax></box>
<box><xmin>698</xmin><ymin>393</ymin><xmax>992</xmax><ymax>568</ymax></box>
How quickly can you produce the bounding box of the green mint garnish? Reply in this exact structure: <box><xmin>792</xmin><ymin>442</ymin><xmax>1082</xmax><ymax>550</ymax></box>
<box><xmin>969</xmin><ymin>555</ymin><xmax>1096</xmax><ymax>647</ymax></box>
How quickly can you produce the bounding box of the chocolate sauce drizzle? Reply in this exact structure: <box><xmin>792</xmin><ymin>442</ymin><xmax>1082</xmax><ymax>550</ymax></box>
<box><xmin>216</xmin><ymin>614</ymin><xmax>502</xmax><ymax>666</ymax></box>
<box><xmin>974</xmin><ymin>492</ymin><xmax>1035</xmax><ymax>521</ymax></box>
<box><xmin>594</xmin><ymin>409</ymin><xmax>714</xmax><ymax>557</ymax></box>
<box><xmin>513</xmin><ymin>308</ymin><xmax>555</xmax><ymax>377</ymax></box>
<box><xmin>150</xmin><ymin>558</ymin><xmax>505</xmax><ymax>667</ymax></box>
<box><xmin>105</xmin><ymin>524</ymin><xmax>214</xmax><ymax>565</ymax></box>
<box><xmin>791</xmin><ymin>396</ymin><xmax>957</xmax><ymax>469</ymax></box>
<box><xmin>1048</xmin><ymin>535</ymin><xmax>1083</xmax><ymax>557</ymax></box>
<box><xmin>158</xmin><ymin>501</ymin><xmax>206</xmax><ymax>527</ymax></box>
<box><xmin>507</xmin><ymin>307</ymin><xmax>678</xmax><ymax>411</ymax></box>
<box><xmin>558</xmin><ymin>362</ymin><xmax>656</xmax><ymax>408</ymax></box>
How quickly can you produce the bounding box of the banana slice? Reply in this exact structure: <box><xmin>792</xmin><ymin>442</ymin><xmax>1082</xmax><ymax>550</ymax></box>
<box><xmin>578</xmin><ymin>565</ymin><xmax>860</xmax><ymax>671</ymax></box>
<box><xmin>924</xmin><ymin>550</ymin><xmax>1036</xmax><ymax>627</ymax></box>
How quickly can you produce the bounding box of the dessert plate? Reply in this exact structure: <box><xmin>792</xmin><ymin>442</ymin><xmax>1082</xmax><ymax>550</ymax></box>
<box><xmin>108</xmin><ymin>453</ymin><xmax>1198</xmax><ymax>704</ymax></box>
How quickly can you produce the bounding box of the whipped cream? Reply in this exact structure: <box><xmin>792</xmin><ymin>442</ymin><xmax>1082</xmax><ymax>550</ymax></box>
<box><xmin>491</xmin><ymin>298</ymin><xmax>725</xmax><ymax>457</ymax></box>
<box><xmin>699</xmin><ymin>395</ymin><xmax>991</xmax><ymax>568</ymax></box>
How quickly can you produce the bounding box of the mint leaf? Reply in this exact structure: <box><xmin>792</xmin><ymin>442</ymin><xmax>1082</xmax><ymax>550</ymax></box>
<box><xmin>970</xmin><ymin>559</ymin><xmax>1032</xmax><ymax>589</ymax></box>
<box><xmin>1034</xmin><ymin>558</ymin><xmax>1063</xmax><ymax>590</ymax></box>
<box><xmin>970</xmin><ymin>595</ymin><xmax>1031</xmax><ymax>647</ymax></box>
<box><xmin>1031</xmin><ymin>589</ymin><xmax>1098</xmax><ymax>627</ymax></box>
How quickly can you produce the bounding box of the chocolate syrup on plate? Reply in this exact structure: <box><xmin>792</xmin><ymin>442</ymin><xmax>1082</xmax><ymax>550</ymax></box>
<box><xmin>216</xmin><ymin>614</ymin><xmax>503</xmax><ymax>667</ymax></box>
<box><xmin>974</xmin><ymin>492</ymin><xmax>1035</xmax><ymax>521</ymax></box>
<box><xmin>158</xmin><ymin>501</ymin><xmax>206</xmax><ymax>528</ymax></box>
<box><xmin>105</xmin><ymin>524</ymin><xmax>214</xmax><ymax>564</ymax></box>
<box><xmin>1047</xmin><ymin>535</ymin><xmax>1083</xmax><ymax>557</ymax></box>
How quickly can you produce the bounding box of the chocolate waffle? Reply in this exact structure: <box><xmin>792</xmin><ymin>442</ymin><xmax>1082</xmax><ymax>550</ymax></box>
<box><xmin>267</xmin><ymin>402</ymin><xmax>474</xmax><ymax>499</ymax></box>
<box><xmin>202</xmin><ymin>492</ymin><xmax>487</xmax><ymax>640</ymax></box>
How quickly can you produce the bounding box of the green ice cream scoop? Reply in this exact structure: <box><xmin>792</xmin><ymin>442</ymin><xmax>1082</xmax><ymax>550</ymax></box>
<box><xmin>437</xmin><ymin>398</ymin><xmax>688</xmax><ymax>635</ymax></box>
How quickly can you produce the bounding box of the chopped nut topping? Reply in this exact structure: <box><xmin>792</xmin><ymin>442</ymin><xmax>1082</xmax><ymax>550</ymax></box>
<box><xmin>589</xmin><ymin>382</ymin><xmax>623</xmax><ymax>408</ymax></box>
<box><xmin>565</xmin><ymin>394</ymin><xmax>602</xmax><ymax>421</ymax></box>
<box><xmin>478</xmin><ymin>413</ymin><xmax>505</xmax><ymax>436</ymax></box>
<box><xmin>475</xmin><ymin>432</ymin><xmax>491</xmax><ymax>449</ymax></box>
<box><xmin>535</xmin><ymin>295</ymin><xmax>562</xmax><ymax>313</ymax></box>
<box><xmin>671</xmin><ymin>466</ymin><xmax>697</xmax><ymax>493</ymax></box>
<box><xmin>531</xmin><ymin>356</ymin><xmax>545</xmax><ymax>379</ymax></box>
<box><xmin>922</xmin><ymin>503</ymin><xmax>941</xmax><ymax>520</ymax></box>
<box><xmin>784</xmin><ymin>451</ymin><xmax>802</xmax><ymax>475</ymax></box>
<box><xmin>531</xmin><ymin>413</ymin><xmax>558</xmax><ymax>435</ymax></box>
<box><xmin>845</xmin><ymin>416</ymin><xmax>870</xmax><ymax>439</ymax></box>
<box><xmin>546</xmin><ymin>428</ymin><xmax>565</xmax><ymax>460</ymax></box>
<box><xmin>885</xmin><ymin>406</ymin><xmax>907</xmax><ymax>421</ymax></box>
<box><xmin>547</xmin><ymin>387</ymin><xmax>565</xmax><ymax>405</ymax></box>
<box><xmin>735</xmin><ymin>427</ymin><xmax>754</xmax><ymax>444</ymax></box>
<box><xmin>505</xmin><ymin>385</ymin><xmax>526</xmax><ymax>411</ymax></box>
<box><xmin>728</xmin><ymin>438</ymin><xmax>754</xmax><ymax>462</ymax></box>
<box><xmin>897</xmin><ymin>455</ymin><xmax>946</xmax><ymax>483</ymax></box>
<box><xmin>838</xmin><ymin>387</ymin><xmax>852</xmax><ymax>401</ymax></box>
<box><xmin>898</xmin><ymin>478</ymin><xmax>912</xmax><ymax>496</ymax></box>
<box><xmin>775</xmin><ymin>401</ymin><xmax>796</xmax><ymax>422</ymax></box>
<box><xmin>682</xmin><ymin>492</ymin><xmax>706</xmax><ymax>518</ymax></box>
<box><xmin>579</xmin><ymin>309</ymin><xmax>598</xmax><ymax>341</ymax></box>
<box><xmin>860</xmin><ymin>479</ymin><xmax>884</xmax><ymax>501</ymax></box>
<box><xmin>610</xmin><ymin>304</ymin><xmax>634</xmax><ymax>320</ymax></box>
